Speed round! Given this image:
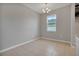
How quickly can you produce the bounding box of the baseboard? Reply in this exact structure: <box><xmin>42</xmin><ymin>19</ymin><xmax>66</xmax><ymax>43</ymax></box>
<box><xmin>0</xmin><ymin>37</ymin><xmax>72</xmax><ymax>53</ymax></box>
<box><xmin>0</xmin><ymin>37</ymin><xmax>39</xmax><ymax>53</ymax></box>
<box><xmin>70</xmin><ymin>36</ymin><xmax>78</xmax><ymax>48</ymax></box>
<box><xmin>70</xmin><ymin>44</ymin><xmax>75</xmax><ymax>48</ymax></box>
<box><xmin>40</xmin><ymin>37</ymin><xmax>71</xmax><ymax>44</ymax></box>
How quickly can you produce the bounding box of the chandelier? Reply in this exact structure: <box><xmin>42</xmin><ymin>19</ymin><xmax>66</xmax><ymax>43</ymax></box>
<box><xmin>42</xmin><ymin>3</ymin><xmax>51</xmax><ymax>13</ymax></box>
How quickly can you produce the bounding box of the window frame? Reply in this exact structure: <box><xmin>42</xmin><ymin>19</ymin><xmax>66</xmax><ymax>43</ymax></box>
<box><xmin>47</xmin><ymin>14</ymin><xmax>56</xmax><ymax>32</ymax></box>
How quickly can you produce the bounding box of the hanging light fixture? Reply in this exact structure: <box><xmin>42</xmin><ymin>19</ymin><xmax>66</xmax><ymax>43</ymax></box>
<box><xmin>42</xmin><ymin>3</ymin><xmax>51</xmax><ymax>13</ymax></box>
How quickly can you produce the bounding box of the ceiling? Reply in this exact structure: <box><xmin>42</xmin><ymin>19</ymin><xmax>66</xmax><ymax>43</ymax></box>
<box><xmin>23</xmin><ymin>3</ymin><xmax>71</xmax><ymax>14</ymax></box>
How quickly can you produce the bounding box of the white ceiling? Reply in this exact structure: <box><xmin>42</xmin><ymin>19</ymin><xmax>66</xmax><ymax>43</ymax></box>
<box><xmin>23</xmin><ymin>3</ymin><xmax>71</xmax><ymax>14</ymax></box>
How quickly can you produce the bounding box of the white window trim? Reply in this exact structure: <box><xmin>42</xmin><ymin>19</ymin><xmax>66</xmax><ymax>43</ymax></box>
<box><xmin>47</xmin><ymin>14</ymin><xmax>56</xmax><ymax>32</ymax></box>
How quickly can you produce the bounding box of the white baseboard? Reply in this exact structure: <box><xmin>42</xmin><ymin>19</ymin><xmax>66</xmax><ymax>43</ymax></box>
<box><xmin>40</xmin><ymin>37</ymin><xmax>71</xmax><ymax>44</ymax></box>
<box><xmin>0</xmin><ymin>37</ymin><xmax>72</xmax><ymax>53</ymax></box>
<box><xmin>0</xmin><ymin>38</ymin><xmax>39</xmax><ymax>53</ymax></box>
<box><xmin>70</xmin><ymin>36</ymin><xmax>77</xmax><ymax>48</ymax></box>
<box><xmin>70</xmin><ymin>44</ymin><xmax>75</xmax><ymax>48</ymax></box>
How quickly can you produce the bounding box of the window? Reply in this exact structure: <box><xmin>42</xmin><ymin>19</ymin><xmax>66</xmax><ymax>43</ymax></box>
<box><xmin>47</xmin><ymin>14</ymin><xmax>56</xmax><ymax>32</ymax></box>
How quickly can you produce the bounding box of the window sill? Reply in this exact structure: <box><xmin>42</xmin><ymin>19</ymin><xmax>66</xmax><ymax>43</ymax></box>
<box><xmin>47</xmin><ymin>31</ymin><xmax>56</xmax><ymax>33</ymax></box>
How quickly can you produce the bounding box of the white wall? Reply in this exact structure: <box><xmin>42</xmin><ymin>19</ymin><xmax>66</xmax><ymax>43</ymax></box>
<box><xmin>0</xmin><ymin>4</ymin><xmax>2</xmax><ymax>51</ymax></box>
<box><xmin>70</xmin><ymin>4</ymin><xmax>75</xmax><ymax>47</ymax></box>
<box><xmin>40</xmin><ymin>5</ymin><xmax>72</xmax><ymax>42</ymax></box>
<box><xmin>0</xmin><ymin>4</ymin><xmax>40</xmax><ymax>50</ymax></box>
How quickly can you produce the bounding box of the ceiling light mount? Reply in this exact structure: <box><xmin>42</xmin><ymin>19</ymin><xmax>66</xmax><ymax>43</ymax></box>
<box><xmin>42</xmin><ymin>3</ymin><xmax>51</xmax><ymax>13</ymax></box>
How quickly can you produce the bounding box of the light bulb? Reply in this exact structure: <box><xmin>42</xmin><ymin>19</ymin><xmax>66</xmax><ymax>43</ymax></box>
<box><xmin>46</xmin><ymin>8</ymin><xmax>48</xmax><ymax>10</ymax></box>
<box><xmin>42</xmin><ymin>9</ymin><xmax>45</xmax><ymax>13</ymax></box>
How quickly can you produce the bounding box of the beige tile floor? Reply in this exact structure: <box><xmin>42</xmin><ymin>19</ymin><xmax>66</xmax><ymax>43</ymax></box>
<box><xmin>1</xmin><ymin>39</ymin><xmax>75</xmax><ymax>56</ymax></box>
